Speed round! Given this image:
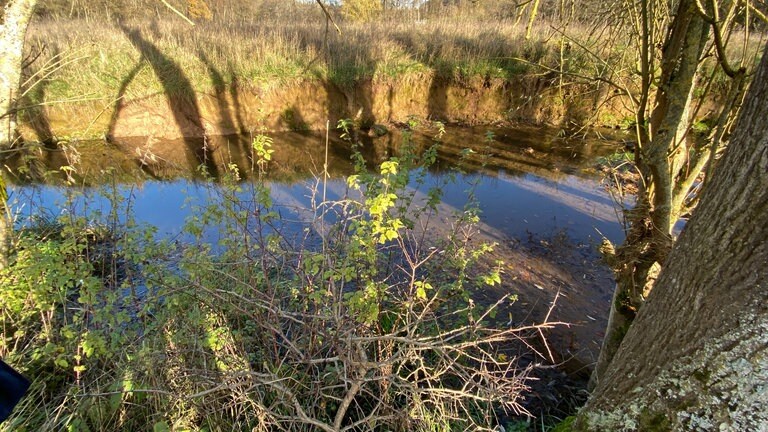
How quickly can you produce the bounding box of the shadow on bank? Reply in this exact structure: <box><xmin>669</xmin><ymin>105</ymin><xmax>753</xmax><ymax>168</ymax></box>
<box><xmin>108</xmin><ymin>23</ymin><xmax>219</xmax><ymax>178</ymax></box>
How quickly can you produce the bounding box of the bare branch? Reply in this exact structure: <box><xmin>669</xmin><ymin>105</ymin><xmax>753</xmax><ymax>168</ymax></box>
<box><xmin>158</xmin><ymin>0</ymin><xmax>195</xmax><ymax>26</ymax></box>
<box><xmin>315</xmin><ymin>0</ymin><xmax>342</xmax><ymax>34</ymax></box>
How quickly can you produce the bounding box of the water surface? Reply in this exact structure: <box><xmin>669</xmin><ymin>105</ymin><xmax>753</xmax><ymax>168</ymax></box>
<box><xmin>5</xmin><ymin>125</ymin><xmax>626</xmax><ymax>245</ymax></box>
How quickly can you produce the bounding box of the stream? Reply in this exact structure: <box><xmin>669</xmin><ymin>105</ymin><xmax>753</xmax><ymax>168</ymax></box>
<box><xmin>6</xmin><ymin>125</ymin><xmax>626</xmax><ymax>245</ymax></box>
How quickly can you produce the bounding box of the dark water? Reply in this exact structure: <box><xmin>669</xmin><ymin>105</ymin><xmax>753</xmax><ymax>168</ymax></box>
<box><xmin>4</xmin><ymin>125</ymin><xmax>626</xmax><ymax>245</ymax></box>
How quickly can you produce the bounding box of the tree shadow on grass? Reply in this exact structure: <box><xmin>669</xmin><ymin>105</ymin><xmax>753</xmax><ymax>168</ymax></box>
<box><xmin>111</xmin><ymin>23</ymin><xmax>219</xmax><ymax>178</ymax></box>
<box><xmin>16</xmin><ymin>43</ymin><xmax>58</xmax><ymax>149</ymax></box>
<box><xmin>197</xmin><ymin>51</ymin><xmax>237</xmax><ymax>136</ymax></box>
<box><xmin>18</xmin><ymin>80</ymin><xmax>55</xmax><ymax>146</ymax></box>
<box><xmin>227</xmin><ymin>64</ymin><xmax>247</xmax><ymax>136</ymax></box>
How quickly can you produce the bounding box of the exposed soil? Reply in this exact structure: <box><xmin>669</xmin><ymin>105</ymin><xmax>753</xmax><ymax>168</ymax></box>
<box><xmin>20</xmin><ymin>73</ymin><xmax>633</xmax><ymax>142</ymax></box>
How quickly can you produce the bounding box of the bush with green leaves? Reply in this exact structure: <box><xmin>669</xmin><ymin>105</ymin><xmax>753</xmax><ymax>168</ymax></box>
<box><xmin>1</xmin><ymin>122</ymin><xmax>553</xmax><ymax>431</ymax></box>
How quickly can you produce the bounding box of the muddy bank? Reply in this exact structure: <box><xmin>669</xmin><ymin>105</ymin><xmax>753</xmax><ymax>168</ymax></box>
<box><xmin>20</xmin><ymin>73</ymin><xmax>631</xmax><ymax>142</ymax></box>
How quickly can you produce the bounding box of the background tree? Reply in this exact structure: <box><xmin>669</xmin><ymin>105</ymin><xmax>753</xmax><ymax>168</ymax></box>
<box><xmin>573</xmin><ymin>41</ymin><xmax>768</xmax><ymax>431</ymax></box>
<box><xmin>342</xmin><ymin>0</ymin><xmax>382</xmax><ymax>21</ymax></box>
<box><xmin>1</xmin><ymin>0</ymin><xmax>39</xmax><ymax>148</ymax></box>
<box><xmin>187</xmin><ymin>0</ymin><xmax>212</xmax><ymax>20</ymax></box>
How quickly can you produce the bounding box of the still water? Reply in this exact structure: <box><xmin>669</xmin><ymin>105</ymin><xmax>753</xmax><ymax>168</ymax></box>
<box><xmin>5</xmin><ymin>125</ymin><xmax>626</xmax><ymax>246</ymax></box>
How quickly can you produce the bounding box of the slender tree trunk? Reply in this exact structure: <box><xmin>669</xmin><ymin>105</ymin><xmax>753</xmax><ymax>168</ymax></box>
<box><xmin>592</xmin><ymin>0</ymin><xmax>714</xmax><ymax>386</ymax></box>
<box><xmin>1</xmin><ymin>0</ymin><xmax>37</xmax><ymax>268</ymax></box>
<box><xmin>524</xmin><ymin>0</ymin><xmax>541</xmax><ymax>40</ymax></box>
<box><xmin>0</xmin><ymin>175</ymin><xmax>7</xmax><ymax>270</ymax></box>
<box><xmin>575</xmin><ymin>42</ymin><xmax>768</xmax><ymax>431</ymax></box>
<box><xmin>0</xmin><ymin>0</ymin><xmax>38</xmax><ymax>147</ymax></box>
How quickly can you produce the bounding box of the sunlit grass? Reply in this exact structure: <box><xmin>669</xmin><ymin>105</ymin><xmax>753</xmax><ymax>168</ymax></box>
<box><xmin>23</xmin><ymin>3</ymin><xmax>764</xmax><ymax>136</ymax></box>
<box><xmin>24</xmin><ymin>12</ymin><xmax>567</xmax><ymax>104</ymax></box>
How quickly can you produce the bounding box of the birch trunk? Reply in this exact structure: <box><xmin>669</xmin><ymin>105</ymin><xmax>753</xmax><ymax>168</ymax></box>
<box><xmin>1</xmin><ymin>0</ymin><xmax>38</xmax><ymax>268</ymax></box>
<box><xmin>1</xmin><ymin>0</ymin><xmax>38</xmax><ymax>147</ymax></box>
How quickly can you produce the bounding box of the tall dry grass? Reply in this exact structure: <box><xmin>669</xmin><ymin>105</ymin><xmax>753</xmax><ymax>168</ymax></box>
<box><xmin>23</xmin><ymin>8</ymin><xmax>569</xmax><ymax>106</ymax></box>
<box><xmin>23</xmin><ymin>0</ymin><xmax>764</xmax><ymax>130</ymax></box>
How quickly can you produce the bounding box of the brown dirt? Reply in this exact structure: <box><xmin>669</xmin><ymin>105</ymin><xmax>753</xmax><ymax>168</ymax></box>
<box><xmin>21</xmin><ymin>73</ymin><xmax>633</xmax><ymax>141</ymax></box>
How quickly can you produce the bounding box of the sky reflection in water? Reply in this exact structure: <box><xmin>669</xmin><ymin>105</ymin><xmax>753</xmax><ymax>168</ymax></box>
<box><xmin>7</xmin><ymin>126</ymin><xmax>627</xmax><ymax>246</ymax></box>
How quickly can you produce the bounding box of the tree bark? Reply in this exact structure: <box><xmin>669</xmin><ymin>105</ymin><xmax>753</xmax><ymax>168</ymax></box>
<box><xmin>593</xmin><ymin>0</ymin><xmax>716</xmax><ymax>386</ymax></box>
<box><xmin>575</xmin><ymin>42</ymin><xmax>768</xmax><ymax>430</ymax></box>
<box><xmin>0</xmin><ymin>176</ymin><xmax>7</xmax><ymax>270</ymax></box>
<box><xmin>1</xmin><ymin>0</ymin><xmax>38</xmax><ymax>147</ymax></box>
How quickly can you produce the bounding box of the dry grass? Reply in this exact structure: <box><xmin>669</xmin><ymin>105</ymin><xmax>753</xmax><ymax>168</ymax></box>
<box><xmin>22</xmin><ymin>1</ymin><xmax>764</xmax><ymax>132</ymax></box>
<box><xmin>23</xmin><ymin>10</ymin><xmax>568</xmax><ymax>106</ymax></box>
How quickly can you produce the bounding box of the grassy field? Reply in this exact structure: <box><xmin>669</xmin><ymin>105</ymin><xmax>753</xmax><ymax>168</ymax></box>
<box><xmin>23</xmin><ymin>6</ymin><xmax>574</xmax><ymax>106</ymax></box>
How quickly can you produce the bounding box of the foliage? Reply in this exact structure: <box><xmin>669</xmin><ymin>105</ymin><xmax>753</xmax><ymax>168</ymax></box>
<box><xmin>187</xmin><ymin>0</ymin><xmax>212</xmax><ymax>21</ymax></box>
<box><xmin>342</xmin><ymin>0</ymin><xmax>383</xmax><ymax>22</ymax></box>
<box><xmin>0</xmin><ymin>123</ymin><xmax>552</xmax><ymax>431</ymax></box>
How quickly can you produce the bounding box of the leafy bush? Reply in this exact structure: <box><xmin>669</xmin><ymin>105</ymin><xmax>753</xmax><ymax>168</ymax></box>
<box><xmin>1</xmin><ymin>123</ymin><xmax>548</xmax><ymax>431</ymax></box>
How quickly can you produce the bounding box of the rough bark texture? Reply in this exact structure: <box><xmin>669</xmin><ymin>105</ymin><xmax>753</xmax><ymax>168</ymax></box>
<box><xmin>0</xmin><ymin>0</ymin><xmax>38</xmax><ymax>147</ymax></box>
<box><xmin>575</xmin><ymin>43</ymin><xmax>768</xmax><ymax>431</ymax></box>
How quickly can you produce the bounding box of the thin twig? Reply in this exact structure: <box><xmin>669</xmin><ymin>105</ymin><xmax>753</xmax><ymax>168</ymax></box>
<box><xmin>159</xmin><ymin>0</ymin><xmax>195</xmax><ymax>26</ymax></box>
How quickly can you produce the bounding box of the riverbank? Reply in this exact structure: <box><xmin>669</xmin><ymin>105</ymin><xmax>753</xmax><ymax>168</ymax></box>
<box><xmin>18</xmin><ymin>14</ymin><xmax>635</xmax><ymax>142</ymax></box>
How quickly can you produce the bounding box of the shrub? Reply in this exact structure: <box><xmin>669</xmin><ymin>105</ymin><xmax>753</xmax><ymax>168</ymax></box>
<box><xmin>1</xmin><ymin>123</ymin><xmax>550</xmax><ymax>431</ymax></box>
<box><xmin>342</xmin><ymin>0</ymin><xmax>383</xmax><ymax>22</ymax></box>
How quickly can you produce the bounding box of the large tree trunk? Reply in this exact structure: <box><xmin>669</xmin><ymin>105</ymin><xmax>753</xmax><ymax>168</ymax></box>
<box><xmin>1</xmin><ymin>0</ymin><xmax>38</xmax><ymax>147</ymax></box>
<box><xmin>574</xmin><ymin>43</ymin><xmax>768</xmax><ymax>430</ymax></box>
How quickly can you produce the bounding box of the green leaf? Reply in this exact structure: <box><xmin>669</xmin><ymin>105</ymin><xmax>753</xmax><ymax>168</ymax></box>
<box><xmin>414</xmin><ymin>281</ymin><xmax>432</xmax><ymax>300</ymax></box>
<box><xmin>415</xmin><ymin>285</ymin><xmax>427</xmax><ymax>300</ymax></box>
<box><xmin>81</xmin><ymin>331</ymin><xmax>107</xmax><ymax>358</ymax></box>
<box><xmin>380</xmin><ymin>160</ymin><xmax>399</xmax><ymax>176</ymax></box>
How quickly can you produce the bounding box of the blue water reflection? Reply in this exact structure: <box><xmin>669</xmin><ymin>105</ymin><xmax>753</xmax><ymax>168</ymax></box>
<box><xmin>6</xmin><ymin>126</ymin><xmax>627</xmax><ymax>246</ymax></box>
